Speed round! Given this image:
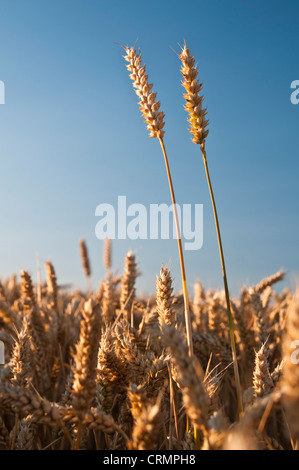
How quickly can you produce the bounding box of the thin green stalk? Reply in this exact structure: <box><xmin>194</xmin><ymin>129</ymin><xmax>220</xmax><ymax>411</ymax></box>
<box><xmin>75</xmin><ymin>421</ymin><xmax>83</xmax><ymax>450</ymax></box>
<box><xmin>194</xmin><ymin>426</ymin><xmax>201</xmax><ymax>450</ymax></box>
<box><xmin>159</xmin><ymin>137</ymin><xmax>193</xmax><ymax>358</ymax></box>
<box><xmin>201</xmin><ymin>143</ymin><xmax>243</xmax><ymax>416</ymax></box>
<box><xmin>159</xmin><ymin>137</ymin><xmax>204</xmax><ymax>447</ymax></box>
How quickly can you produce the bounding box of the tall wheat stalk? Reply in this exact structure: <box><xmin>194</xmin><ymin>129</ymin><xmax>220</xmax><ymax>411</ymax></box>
<box><xmin>123</xmin><ymin>45</ymin><xmax>193</xmax><ymax>357</ymax></box>
<box><xmin>179</xmin><ymin>42</ymin><xmax>243</xmax><ymax>415</ymax></box>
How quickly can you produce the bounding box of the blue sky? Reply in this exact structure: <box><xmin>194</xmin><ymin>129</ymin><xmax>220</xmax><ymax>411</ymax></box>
<box><xmin>0</xmin><ymin>0</ymin><xmax>298</xmax><ymax>297</ymax></box>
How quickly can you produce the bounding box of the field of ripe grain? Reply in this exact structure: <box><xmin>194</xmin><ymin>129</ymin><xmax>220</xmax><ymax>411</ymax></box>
<box><xmin>0</xmin><ymin>40</ymin><xmax>298</xmax><ymax>452</ymax></box>
<box><xmin>0</xmin><ymin>238</ymin><xmax>298</xmax><ymax>450</ymax></box>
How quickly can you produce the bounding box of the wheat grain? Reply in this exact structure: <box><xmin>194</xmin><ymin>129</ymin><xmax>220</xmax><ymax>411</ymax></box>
<box><xmin>9</xmin><ymin>318</ymin><xmax>32</xmax><ymax>388</ymax></box>
<box><xmin>124</xmin><ymin>43</ymin><xmax>194</xmax><ymax>358</ymax></box>
<box><xmin>128</xmin><ymin>396</ymin><xmax>162</xmax><ymax>450</ymax></box>
<box><xmin>156</xmin><ymin>266</ymin><xmax>175</xmax><ymax>328</ymax></box>
<box><xmin>103</xmin><ymin>237</ymin><xmax>112</xmax><ymax>271</ymax></box>
<box><xmin>123</xmin><ymin>45</ymin><xmax>165</xmax><ymax>139</ymax></box>
<box><xmin>71</xmin><ymin>299</ymin><xmax>101</xmax><ymax>416</ymax></box>
<box><xmin>45</xmin><ymin>261</ymin><xmax>58</xmax><ymax>311</ymax></box>
<box><xmin>97</xmin><ymin>327</ymin><xmax>124</xmax><ymax>412</ymax></box>
<box><xmin>101</xmin><ymin>275</ymin><xmax>115</xmax><ymax>325</ymax></box>
<box><xmin>79</xmin><ymin>239</ymin><xmax>91</xmax><ymax>278</ymax></box>
<box><xmin>179</xmin><ymin>42</ymin><xmax>209</xmax><ymax>145</ymax></box>
<box><xmin>179</xmin><ymin>42</ymin><xmax>242</xmax><ymax>413</ymax></box>
<box><xmin>253</xmin><ymin>341</ymin><xmax>273</xmax><ymax>398</ymax></box>
<box><xmin>120</xmin><ymin>251</ymin><xmax>138</xmax><ymax>321</ymax></box>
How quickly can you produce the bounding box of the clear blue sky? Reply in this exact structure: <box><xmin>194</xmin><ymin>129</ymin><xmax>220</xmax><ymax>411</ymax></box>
<box><xmin>0</xmin><ymin>0</ymin><xmax>298</xmax><ymax>297</ymax></box>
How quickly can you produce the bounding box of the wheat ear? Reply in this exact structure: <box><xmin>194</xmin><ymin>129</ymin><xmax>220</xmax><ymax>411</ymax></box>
<box><xmin>79</xmin><ymin>239</ymin><xmax>92</xmax><ymax>291</ymax></box>
<box><xmin>103</xmin><ymin>237</ymin><xmax>112</xmax><ymax>272</ymax></box>
<box><xmin>45</xmin><ymin>261</ymin><xmax>58</xmax><ymax>311</ymax></box>
<box><xmin>179</xmin><ymin>42</ymin><xmax>242</xmax><ymax>414</ymax></box>
<box><xmin>20</xmin><ymin>270</ymin><xmax>36</xmax><ymax>311</ymax></box>
<box><xmin>9</xmin><ymin>318</ymin><xmax>32</xmax><ymax>388</ymax></box>
<box><xmin>71</xmin><ymin>299</ymin><xmax>101</xmax><ymax>417</ymax></box>
<box><xmin>123</xmin><ymin>44</ymin><xmax>193</xmax><ymax>357</ymax></box>
<box><xmin>120</xmin><ymin>250</ymin><xmax>138</xmax><ymax>321</ymax></box>
<box><xmin>156</xmin><ymin>266</ymin><xmax>176</xmax><ymax>328</ymax></box>
<box><xmin>255</xmin><ymin>269</ymin><xmax>285</xmax><ymax>293</ymax></box>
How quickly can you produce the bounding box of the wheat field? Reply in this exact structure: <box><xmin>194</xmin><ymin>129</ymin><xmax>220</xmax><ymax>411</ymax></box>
<box><xmin>0</xmin><ymin>41</ymin><xmax>298</xmax><ymax>452</ymax></box>
<box><xmin>0</xmin><ymin>239</ymin><xmax>298</xmax><ymax>450</ymax></box>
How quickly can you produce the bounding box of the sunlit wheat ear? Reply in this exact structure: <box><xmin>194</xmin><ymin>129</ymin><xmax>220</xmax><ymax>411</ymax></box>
<box><xmin>156</xmin><ymin>266</ymin><xmax>176</xmax><ymax>328</ymax></box>
<box><xmin>123</xmin><ymin>44</ymin><xmax>194</xmax><ymax>357</ymax></box>
<box><xmin>179</xmin><ymin>43</ymin><xmax>209</xmax><ymax>145</ymax></box>
<box><xmin>101</xmin><ymin>275</ymin><xmax>115</xmax><ymax>325</ymax></box>
<box><xmin>44</xmin><ymin>261</ymin><xmax>58</xmax><ymax>311</ymax></box>
<box><xmin>79</xmin><ymin>239</ymin><xmax>91</xmax><ymax>277</ymax></box>
<box><xmin>15</xmin><ymin>416</ymin><xmax>36</xmax><ymax>450</ymax></box>
<box><xmin>9</xmin><ymin>318</ymin><xmax>32</xmax><ymax>388</ymax></box>
<box><xmin>254</xmin><ymin>269</ymin><xmax>285</xmax><ymax>294</ymax></box>
<box><xmin>178</xmin><ymin>41</ymin><xmax>242</xmax><ymax>415</ymax></box>
<box><xmin>103</xmin><ymin>237</ymin><xmax>112</xmax><ymax>272</ymax></box>
<box><xmin>120</xmin><ymin>250</ymin><xmax>138</xmax><ymax>321</ymax></box>
<box><xmin>28</xmin><ymin>304</ymin><xmax>51</xmax><ymax>393</ymax></box>
<box><xmin>123</xmin><ymin>45</ymin><xmax>165</xmax><ymax>139</ymax></box>
<box><xmin>20</xmin><ymin>270</ymin><xmax>36</xmax><ymax>311</ymax></box>
<box><xmin>71</xmin><ymin>297</ymin><xmax>101</xmax><ymax>443</ymax></box>
<box><xmin>79</xmin><ymin>239</ymin><xmax>92</xmax><ymax>292</ymax></box>
<box><xmin>253</xmin><ymin>341</ymin><xmax>273</xmax><ymax>399</ymax></box>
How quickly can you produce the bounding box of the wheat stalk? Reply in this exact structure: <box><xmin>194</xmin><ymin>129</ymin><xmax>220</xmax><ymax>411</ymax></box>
<box><xmin>162</xmin><ymin>324</ymin><xmax>210</xmax><ymax>447</ymax></box>
<box><xmin>97</xmin><ymin>327</ymin><xmax>124</xmax><ymax>412</ymax></box>
<box><xmin>253</xmin><ymin>341</ymin><xmax>273</xmax><ymax>398</ymax></box>
<box><xmin>178</xmin><ymin>41</ymin><xmax>243</xmax><ymax>414</ymax></box>
<box><xmin>120</xmin><ymin>250</ymin><xmax>138</xmax><ymax>321</ymax></box>
<box><xmin>255</xmin><ymin>270</ymin><xmax>285</xmax><ymax>294</ymax></box>
<box><xmin>128</xmin><ymin>398</ymin><xmax>162</xmax><ymax>450</ymax></box>
<box><xmin>71</xmin><ymin>299</ymin><xmax>101</xmax><ymax>417</ymax></box>
<box><xmin>9</xmin><ymin>318</ymin><xmax>32</xmax><ymax>388</ymax></box>
<box><xmin>123</xmin><ymin>44</ymin><xmax>193</xmax><ymax>357</ymax></box>
<box><xmin>20</xmin><ymin>270</ymin><xmax>36</xmax><ymax>311</ymax></box>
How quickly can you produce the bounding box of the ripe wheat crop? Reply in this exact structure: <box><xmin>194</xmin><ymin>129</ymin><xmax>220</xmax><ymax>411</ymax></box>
<box><xmin>0</xmin><ymin>244</ymin><xmax>297</xmax><ymax>450</ymax></box>
<box><xmin>0</xmin><ymin>41</ymin><xmax>297</xmax><ymax>451</ymax></box>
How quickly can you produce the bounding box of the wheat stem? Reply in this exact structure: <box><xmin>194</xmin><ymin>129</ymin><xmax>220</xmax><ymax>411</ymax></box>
<box><xmin>201</xmin><ymin>143</ymin><xmax>243</xmax><ymax>415</ymax></box>
<box><xmin>158</xmin><ymin>137</ymin><xmax>193</xmax><ymax>357</ymax></box>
